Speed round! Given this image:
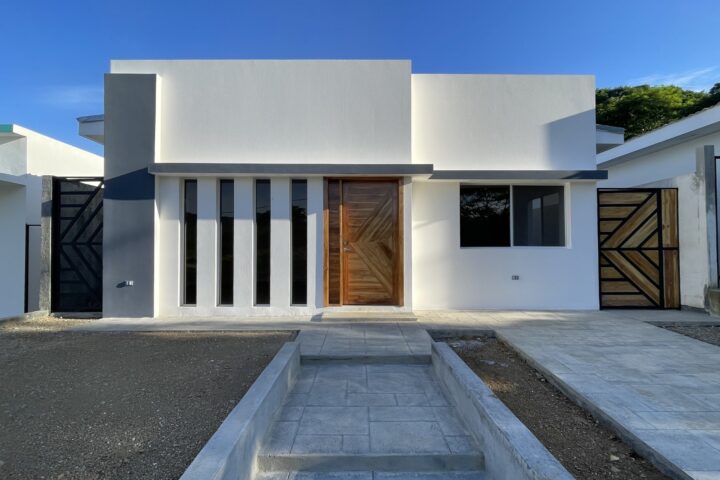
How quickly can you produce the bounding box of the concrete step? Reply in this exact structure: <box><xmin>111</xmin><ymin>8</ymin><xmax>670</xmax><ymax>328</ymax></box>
<box><xmin>312</xmin><ymin>312</ymin><xmax>418</xmax><ymax>322</ymax></box>
<box><xmin>255</xmin><ymin>470</ymin><xmax>486</xmax><ymax>479</ymax></box>
<box><xmin>257</xmin><ymin>453</ymin><xmax>484</xmax><ymax>473</ymax></box>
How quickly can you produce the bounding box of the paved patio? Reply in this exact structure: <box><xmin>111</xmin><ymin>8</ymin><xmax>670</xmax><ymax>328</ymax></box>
<box><xmin>75</xmin><ymin>309</ymin><xmax>720</xmax><ymax>479</ymax></box>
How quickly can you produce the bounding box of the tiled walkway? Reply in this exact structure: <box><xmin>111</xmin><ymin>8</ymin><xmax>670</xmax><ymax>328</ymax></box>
<box><xmin>77</xmin><ymin>309</ymin><xmax>720</xmax><ymax>479</ymax></box>
<box><xmin>257</xmin><ymin>363</ymin><xmax>483</xmax><ymax>479</ymax></box>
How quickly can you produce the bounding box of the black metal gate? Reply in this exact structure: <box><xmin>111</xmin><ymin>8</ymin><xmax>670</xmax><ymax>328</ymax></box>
<box><xmin>51</xmin><ymin>178</ymin><xmax>103</xmax><ymax>312</ymax></box>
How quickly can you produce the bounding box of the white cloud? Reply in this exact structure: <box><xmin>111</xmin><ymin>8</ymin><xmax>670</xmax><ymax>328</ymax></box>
<box><xmin>627</xmin><ymin>66</ymin><xmax>718</xmax><ymax>92</ymax></box>
<box><xmin>38</xmin><ymin>85</ymin><xmax>103</xmax><ymax>108</ymax></box>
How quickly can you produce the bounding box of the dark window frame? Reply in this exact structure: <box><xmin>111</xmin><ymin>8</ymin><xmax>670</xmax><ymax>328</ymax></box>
<box><xmin>291</xmin><ymin>179</ymin><xmax>308</xmax><ymax>305</ymax></box>
<box><xmin>183</xmin><ymin>179</ymin><xmax>198</xmax><ymax>305</ymax></box>
<box><xmin>255</xmin><ymin>179</ymin><xmax>271</xmax><ymax>306</ymax></box>
<box><xmin>459</xmin><ymin>184</ymin><xmax>567</xmax><ymax>248</ymax></box>
<box><xmin>218</xmin><ymin>179</ymin><xmax>234</xmax><ymax>306</ymax></box>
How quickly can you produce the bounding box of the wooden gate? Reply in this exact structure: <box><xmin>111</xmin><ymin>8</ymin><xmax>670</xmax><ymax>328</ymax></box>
<box><xmin>598</xmin><ymin>189</ymin><xmax>679</xmax><ymax>309</ymax></box>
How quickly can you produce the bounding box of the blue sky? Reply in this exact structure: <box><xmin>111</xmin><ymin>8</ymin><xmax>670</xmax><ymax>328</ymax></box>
<box><xmin>2</xmin><ymin>0</ymin><xmax>719</xmax><ymax>155</ymax></box>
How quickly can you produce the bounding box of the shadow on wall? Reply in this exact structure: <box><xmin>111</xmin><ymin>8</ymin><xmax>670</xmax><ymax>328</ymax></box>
<box><xmin>543</xmin><ymin>110</ymin><xmax>596</xmax><ymax>170</ymax></box>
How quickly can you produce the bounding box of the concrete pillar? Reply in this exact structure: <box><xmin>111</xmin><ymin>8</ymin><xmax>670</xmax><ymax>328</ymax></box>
<box><xmin>307</xmin><ymin>177</ymin><xmax>324</xmax><ymax>308</ymax></box>
<box><xmin>234</xmin><ymin>178</ymin><xmax>254</xmax><ymax>307</ymax></box>
<box><xmin>196</xmin><ymin>178</ymin><xmax>217</xmax><ymax>311</ymax></box>
<box><xmin>39</xmin><ymin>176</ymin><xmax>52</xmax><ymax>312</ymax></box>
<box><xmin>270</xmin><ymin>178</ymin><xmax>291</xmax><ymax>309</ymax></box>
<box><xmin>156</xmin><ymin>176</ymin><xmax>181</xmax><ymax>315</ymax></box>
<box><xmin>103</xmin><ymin>74</ymin><xmax>158</xmax><ymax>318</ymax></box>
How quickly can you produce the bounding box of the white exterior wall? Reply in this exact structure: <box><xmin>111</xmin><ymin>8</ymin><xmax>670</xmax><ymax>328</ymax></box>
<box><xmin>119</xmin><ymin>64</ymin><xmax>597</xmax><ymax>315</ymax></box>
<box><xmin>412</xmin><ymin>75</ymin><xmax>596</xmax><ymax>170</ymax></box>
<box><xmin>411</xmin><ymin>74</ymin><xmax>598</xmax><ymax>310</ymax></box>
<box><xmin>111</xmin><ymin>60</ymin><xmax>411</xmax><ymax>165</ymax></box>
<box><xmin>600</xmin><ymin>130</ymin><xmax>720</xmax><ymax>309</ymax></box>
<box><xmin>412</xmin><ymin>181</ymin><xmax>598</xmax><ymax>310</ymax></box>
<box><xmin>0</xmin><ymin>182</ymin><xmax>26</xmax><ymax>318</ymax></box>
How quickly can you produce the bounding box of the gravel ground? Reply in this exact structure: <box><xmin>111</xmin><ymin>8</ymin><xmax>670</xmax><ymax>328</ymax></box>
<box><xmin>0</xmin><ymin>316</ymin><xmax>293</xmax><ymax>480</ymax></box>
<box><xmin>663</xmin><ymin>324</ymin><xmax>720</xmax><ymax>347</ymax></box>
<box><xmin>451</xmin><ymin>337</ymin><xmax>669</xmax><ymax>480</ymax></box>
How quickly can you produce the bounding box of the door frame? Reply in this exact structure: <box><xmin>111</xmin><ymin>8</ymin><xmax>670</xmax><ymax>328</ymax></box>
<box><xmin>323</xmin><ymin>177</ymin><xmax>404</xmax><ymax>307</ymax></box>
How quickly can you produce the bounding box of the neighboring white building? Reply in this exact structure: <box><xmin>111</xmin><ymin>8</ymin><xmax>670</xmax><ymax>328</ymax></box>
<box><xmin>598</xmin><ymin>104</ymin><xmax>720</xmax><ymax>310</ymax></box>
<box><xmin>82</xmin><ymin>60</ymin><xmax>605</xmax><ymax>318</ymax></box>
<box><xmin>0</xmin><ymin>124</ymin><xmax>103</xmax><ymax>318</ymax></box>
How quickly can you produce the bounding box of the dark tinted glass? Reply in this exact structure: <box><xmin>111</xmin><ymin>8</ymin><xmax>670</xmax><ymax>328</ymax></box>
<box><xmin>291</xmin><ymin>180</ymin><xmax>308</xmax><ymax>305</ymax></box>
<box><xmin>255</xmin><ymin>180</ymin><xmax>271</xmax><ymax>305</ymax></box>
<box><xmin>513</xmin><ymin>186</ymin><xmax>565</xmax><ymax>246</ymax></box>
<box><xmin>219</xmin><ymin>180</ymin><xmax>234</xmax><ymax>305</ymax></box>
<box><xmin>183</xmin><ymin>180</ymin><xmax>197</xmax><ymax>304</ymax></box>
<box><xmin>460</xmin><ymin>185</ymin><xmax>510</xmax><ymax>247</ymax></box>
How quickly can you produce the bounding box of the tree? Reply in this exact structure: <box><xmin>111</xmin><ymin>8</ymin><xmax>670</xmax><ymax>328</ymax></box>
<box><xmin>596</xmin><ymin>83</ymin><xmax>720</xmax><ymax>139</ymax></box>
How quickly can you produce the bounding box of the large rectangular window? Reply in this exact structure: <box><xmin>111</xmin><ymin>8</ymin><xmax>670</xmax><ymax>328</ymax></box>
<box><xmin>255</xmin><ymin>179</ymin><xmax>271</xmax><ymax>305</ymax></box>
<box><xmin>218</xmin><ymin>180</ymin><xmax>234</xmax><ymax>305</ymax></box>
<box><xmin>291</xmin><ymin>180</ymin><xmax>308</xmax><ymax>305</ymax></box>
<box><xmin>460</xmin><ymin>184</ymin><xmax>565</xmax><ymax>247</ymax></box>
<box><xmin>513</xmin><ymin>186</ymin><xmax>565</xmax><ymax>246</ymax></box>
<box><xmin>460</xmin><ymin>186</ymin><xmax>510</xmax><ymax>247</ymax></box>
<box><xmin>183</xmin><ymin>180</ymin><xmax>197</xmax><ymax>305</ymax></box>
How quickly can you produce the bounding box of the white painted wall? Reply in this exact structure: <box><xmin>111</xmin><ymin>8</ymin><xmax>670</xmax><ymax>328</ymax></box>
<box><xmin>412</xmin><ymin>181</ymin><xmax>599</xmax><ymax>310</ymax></box>
<box><xmin>412</xmin><ymin>75</ymin><xmax>596</xmax><ymax>170</ymax></box>
<box><xmin>0</xmin><ymin>182</ymin><xmax>26</xmax><ymax>318</ymax></box>
<box><xmin>111</xmin><ymin>60</ymin><xmax>411</xmax><ymax>165</ymax></box>
<box><xmin>600</xmin><ymin>130</ymin><xmax>720</xmax><ymax>309</ymax></box>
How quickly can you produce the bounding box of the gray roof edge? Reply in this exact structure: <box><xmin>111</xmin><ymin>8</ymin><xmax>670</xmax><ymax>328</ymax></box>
<box><xmin>77</xmin><ymin>114</ymin><xmax>105</xmax><ymax>123</ymax></box>
<box><xmin>148</xmin><ymin>163</ymin><xmax>434</xmax><ymax>175</ymax></box>
<box><xmin>430</xmin><ymin>170</ymin><xmax>608</xmax><ymax>180</ymax></box>
<box><xmin>596</xmin><ymin>124</ymin><xmax>625</xmax><ymax>134</ymax></box>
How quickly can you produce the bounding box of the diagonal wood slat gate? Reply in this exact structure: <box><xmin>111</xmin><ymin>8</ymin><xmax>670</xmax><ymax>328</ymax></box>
<box><xmin>598</xmin><ymin>189</ymin><xmax>680</xmax><ymax>309</ymax></box>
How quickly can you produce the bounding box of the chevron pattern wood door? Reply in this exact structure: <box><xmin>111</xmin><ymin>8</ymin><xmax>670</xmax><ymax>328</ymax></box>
<box><xmin>598</xmin><ymin>189</ymin><xmax>679</xmax><ymax>309</ymax></box>
<box><xmin>340</xmin><ymin>181</ymin><xmax>401</xmax><ymax>305</ymax></box>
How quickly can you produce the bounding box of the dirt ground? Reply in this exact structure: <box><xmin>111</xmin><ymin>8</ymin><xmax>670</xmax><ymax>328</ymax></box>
<box><xmin>664</xmin><ymin>324</ymin><xmax>720</xmax><ymax>347</ymax></box>
<box><xmin>451</xmin><ymin>337</ymin><xmax>669</xmax><ymax>480</ymax></box>
<box><xmin>0</xmin><ymin>316</ymin><xmax>293</xmax><ymax>480</ymax></box>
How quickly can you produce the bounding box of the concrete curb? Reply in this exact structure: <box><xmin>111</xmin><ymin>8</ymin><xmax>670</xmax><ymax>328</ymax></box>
<box><xmin>180</xmin><ymin>341</ymin><xmax>301</xmax><ymax>480</ymax></box>
<box><xmin>495</xmin><ymin>331</ymin><xmax>690</xmax><ymax>480</ymax></box>
<box><xmin>0</xmin><ymin>310</ymin><xmax>49</xmax><ymax>325</ymax></box>
<box><xmin>431</xmin><ymin>342</ymin><xmax>573</xmax><ymax>480</ymax></box>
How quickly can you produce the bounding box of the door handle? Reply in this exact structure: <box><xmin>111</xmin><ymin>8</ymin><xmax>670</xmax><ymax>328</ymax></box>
<box><xmin>343</xmin><ymin>247</ymin><xmax>352</xmax><ymax>252</ymax></box>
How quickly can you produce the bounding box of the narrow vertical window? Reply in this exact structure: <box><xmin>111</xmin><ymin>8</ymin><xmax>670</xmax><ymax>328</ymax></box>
<box><xmin>255</xmin><ymin>179</ymin><xmax>271</xmax><ymax>305</ymax></box>
<box><xmin>291</xmin><ymin>180</ymin><xmax>308</xmax><ymax>305</ymax></box>
<box><xmin>183</xmin><ymin>180</ymin><xmax>197</xmax><ymax>305</ymax></box>
<box><xmin>219</xmin><ymin>180</ymin><xmax>234</xmax><ymax>305</ymax></box>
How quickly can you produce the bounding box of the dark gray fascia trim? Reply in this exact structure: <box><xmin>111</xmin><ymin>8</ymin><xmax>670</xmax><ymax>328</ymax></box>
<box><xmin>77</xmin><ymin>114</ymin><xmax>105</xmax><ymax>123</ymax></box>
<box><xmin>596</xmin><ymin>124</ymin><xmax>625</xmax><ymax>134</ymax></box>
<box><xmin>430</xmin><ymin>170</ymin><xmax>608</xmax><ymax>180</ymax></box>
<box><xmin>148</xmin><ymin>163</ymin><xmax>434</xmax><ymax>176</ymax></box>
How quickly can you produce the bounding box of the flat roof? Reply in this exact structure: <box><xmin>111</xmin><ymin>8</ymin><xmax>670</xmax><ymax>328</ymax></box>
<box><xmin>597</xmin><ymin>103</ymin><xmax>720</xmax><ymax>168</ymax></box>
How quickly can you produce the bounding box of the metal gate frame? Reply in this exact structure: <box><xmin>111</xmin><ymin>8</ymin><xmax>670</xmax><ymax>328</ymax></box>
<box><xmin>50</xmin><ymin>177</ymin><xmax>104</xmax><ymax>313</ymax></box>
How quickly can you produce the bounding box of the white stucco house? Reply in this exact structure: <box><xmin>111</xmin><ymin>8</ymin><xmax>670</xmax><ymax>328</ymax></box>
<box><xmin>0</xmin><ymin>124</ymin><xmax>103</xmax><ymax>319</ymax></box>
<box><xmin>598</xmin><ymin>103</ymin><xmax>720</xmax><ymax>311</ymax></box>
<box><xmin>78</xmin><ymin>59</ymin><xmax>606</xmax><ymax>318</ymax></box>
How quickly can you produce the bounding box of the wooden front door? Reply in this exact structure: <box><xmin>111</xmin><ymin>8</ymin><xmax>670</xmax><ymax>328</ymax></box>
<box><xmin>598</xmin><ymin>189</ymin><xmax>680</xmax><ymax>309</ymax></box>
<box><xmin>325</xmin><ymin>179</ymin><xmax>402</xmax><ymax>306</ymax></box>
